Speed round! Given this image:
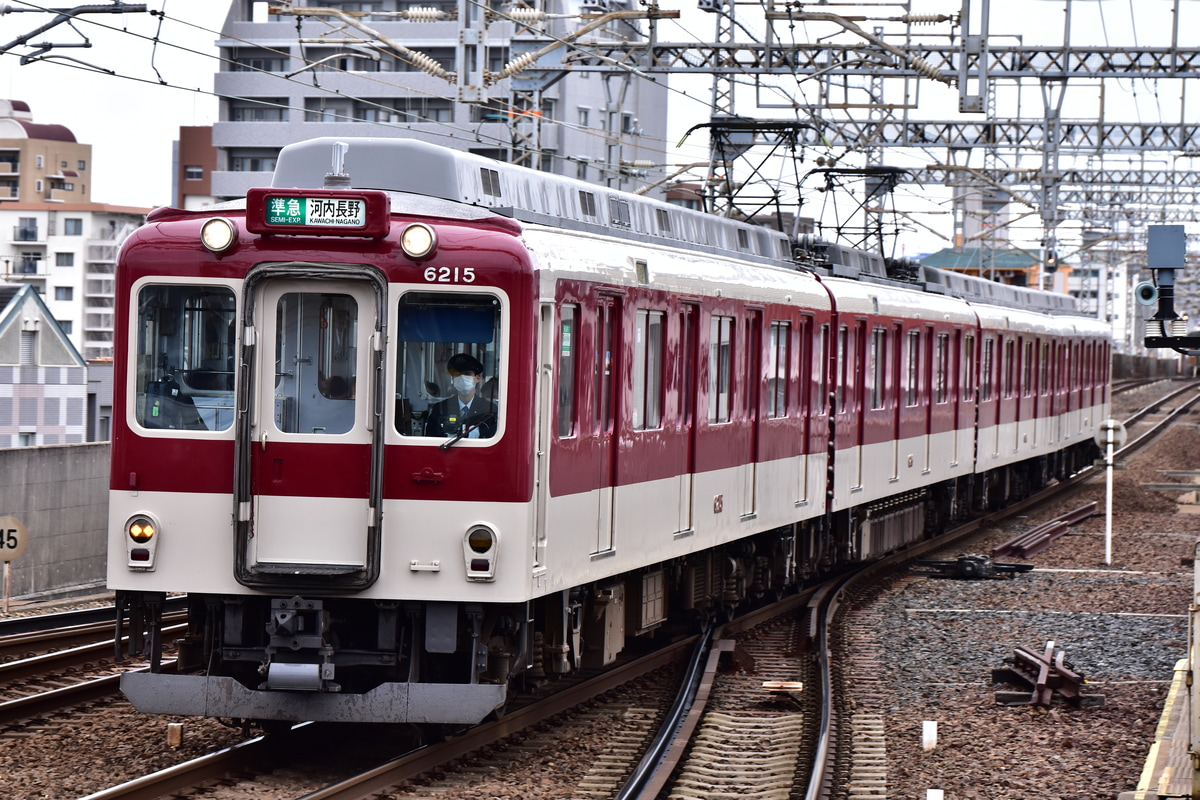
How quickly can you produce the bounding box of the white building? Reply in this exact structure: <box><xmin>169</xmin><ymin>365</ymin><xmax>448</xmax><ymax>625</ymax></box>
<box><xmin>209</xmin><ymin>0</ymin><xmax>670</xmax><ymax>200</ymax></box>
<box><xmin>0</xmin><ymin>101</ymin><xmax>146</xmax><ymax>361</ymax></box>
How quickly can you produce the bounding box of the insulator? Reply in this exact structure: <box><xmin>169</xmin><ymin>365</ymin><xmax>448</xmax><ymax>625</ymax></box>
<box><xmin>496</xmin><ymin>51</ymin><xmax>538</xmax><ymax>79</ymax></box>
<box><xmin>409</xmin><ymin>50</ymin><xmax>450</xmax><ymax>78</ymax></box>
<box><xmin>403</xmin><ymin>7</ymin><xmax>445</xmax><ymax>21</ymax></box>
<box><xmin>1170</xmin><ymin>319</ymin><xmax>1190</xmax><ymax>337</ymax></box>
<box><xmin>506</xmin><ymin>7</ymin><xmax>546</xmax><ymax>22</ymax></box>
<box><xmin>898</xmin><ymin>13</ymin><xmax>949</xmax><ymax>24</ymax></box>
<box><xmin>908</xmin><ymin>54</ymin><xmax>948</xmax><ymax>83</ymax></box>
<box><xmin>622</xmin><ymin>160</ymin><xmax>654</xmax><ymax>168</ymax></box>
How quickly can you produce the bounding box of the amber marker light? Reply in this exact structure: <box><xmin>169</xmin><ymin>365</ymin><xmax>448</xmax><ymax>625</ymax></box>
<box><xmin>467</xmin><ymin>527</ymin><xmax>494</xmax><ymax>553</ymax></box>
<box><xmin>128</xmin><ymin>517</ymin><xmax>156</xmax><ymax>543</ymax></box>
<box><xmin>400</xmin><ymin>223</ymin><xmax>436</xmax><ymax>258</ymax></box>
<box><xmin>200</xmin><ymin>218</ymin><xmax>237</xmax><ymax>253</ymax></box>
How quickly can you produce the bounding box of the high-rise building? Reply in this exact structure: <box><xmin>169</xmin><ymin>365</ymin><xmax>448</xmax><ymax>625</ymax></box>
<box><xmin>210</xmin><ymin>0</ymin><xmax>669</xmax><ymax>200</ymax></box>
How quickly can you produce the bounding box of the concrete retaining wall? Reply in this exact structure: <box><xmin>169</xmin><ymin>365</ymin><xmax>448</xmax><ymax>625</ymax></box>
<box><xmin>0</xmin><ymin>443</ymin><xmax>109</xmax><ymax>602</ymax></box>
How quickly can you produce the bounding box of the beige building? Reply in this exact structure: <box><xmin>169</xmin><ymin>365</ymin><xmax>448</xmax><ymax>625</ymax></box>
<box><xmin>0</xmin><ymin>101</ymin><xmax>147</xmax><ymax>361</ymax></box>
<box><xmin>0</xmin><ymin>100</ymin><xmax>92</xmax><ymax>203</ymax></box>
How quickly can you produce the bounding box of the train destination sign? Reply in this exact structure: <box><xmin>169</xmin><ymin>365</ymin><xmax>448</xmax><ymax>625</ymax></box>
<box><xmin>245</xmin><ymin>187</ymin><xmax>391</xmax><ymax>238</ymax></box>
<box><xmin>267</xmin><ymin>196</ymin><xmax>365</xmax><ymax>227</ymax></box>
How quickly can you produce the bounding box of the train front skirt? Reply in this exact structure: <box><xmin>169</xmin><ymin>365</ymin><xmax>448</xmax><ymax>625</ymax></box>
<box><xmin>119</xmin><ymin>672</ymin><xmax>507</xmax><ymax>724</ymax></box>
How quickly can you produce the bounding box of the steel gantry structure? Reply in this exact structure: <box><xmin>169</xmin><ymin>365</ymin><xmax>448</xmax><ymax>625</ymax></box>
<box><xmin>7</xmin><ymin>0</ymin><xmax>1198</xmax><ymax>320</ymax></box>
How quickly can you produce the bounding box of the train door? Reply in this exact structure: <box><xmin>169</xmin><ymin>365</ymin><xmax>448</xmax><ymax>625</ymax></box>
<box><xmin>678</xmin><ymin>303</ymin><xmax>699</xmax><ymax>534</ymax></box>
<box><xmin>235</xmin><ymin>267</ymin><xmax>386</xmax><ymax>589</ymax></box>
<box><xmin>593</xmin><ymin>295</ymin><xmax>620</xmax><ymax>554</ymax></box>
<box><xmin>534</xmin><ymin>304</ymin><xmax>556</xmax><ymax>569</ymax></box>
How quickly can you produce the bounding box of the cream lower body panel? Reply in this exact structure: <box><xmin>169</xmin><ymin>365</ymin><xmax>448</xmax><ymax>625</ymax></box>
<box><xmin>831</xmin><ymin>429</ymin><xmax>972</xmax><ymax>512</ymax></box>
<box><xmin>537</xmin><ymin>454</ymin><xmax>827</xmax><ymax>594</ymax></box>
<box><xmin>978</xmin><ymin>402</ymin><xmax>1106</xmax><ymax>472</ymax></box>
<box><xmin>108</xmin><ymin>490</ymin><xmax>536</xmax><ymax>603</ymax></box>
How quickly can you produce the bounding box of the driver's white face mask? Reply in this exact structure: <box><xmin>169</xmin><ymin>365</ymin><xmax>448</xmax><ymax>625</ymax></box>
<box><xmin>452</xmin><ymin>375</ymin><xmax>477</xmax><ymax>395</ymax></box>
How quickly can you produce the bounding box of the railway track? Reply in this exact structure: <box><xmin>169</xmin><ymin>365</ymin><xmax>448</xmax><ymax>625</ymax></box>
<box><xmin>12</xmin><ymin>382</ymin><xmax>1197</xmax><ymax>799</ymax></box>
<box><xmin>0</xmin><ymin>603</ymin><xmax>186</xmax><ymax>728</ymax></box>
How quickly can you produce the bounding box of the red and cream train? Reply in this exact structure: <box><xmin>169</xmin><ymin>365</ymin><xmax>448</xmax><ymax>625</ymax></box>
<box><xmin>109</xmin><ymin>137</ymin><xmax>1110</xmax><ymax>726</ymax></box>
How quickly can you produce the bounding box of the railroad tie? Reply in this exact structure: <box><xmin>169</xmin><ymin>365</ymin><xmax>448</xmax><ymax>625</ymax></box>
<box><xmin>667</xmin><ymin>711</ymin><xmax>805</xmax><ymax>800</ymax></box>
<box><xmin>847</xmin><ymin>713</ymin><xmax>888</xmax><ymax>800</ymax></box>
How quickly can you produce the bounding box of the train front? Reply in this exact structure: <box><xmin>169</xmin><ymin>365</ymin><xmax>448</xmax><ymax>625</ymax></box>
<box><xmin>108</xmin><ymin>140</ymin><xmax>537</xmax><ymax>726</ymax></box>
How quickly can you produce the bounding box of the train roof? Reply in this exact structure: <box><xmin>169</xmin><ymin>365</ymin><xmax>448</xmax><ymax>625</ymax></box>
<box><xmin>271</xmin><ymin>137</ymin><xmax>795</xmax><ymax>269</ymax></box>
<box><xmin>920</xmin><ymin>264</ymin><xmax>1081</xmax><ymax>316</ymax></box>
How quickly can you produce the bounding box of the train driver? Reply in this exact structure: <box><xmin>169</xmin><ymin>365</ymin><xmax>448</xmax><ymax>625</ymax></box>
<box><xmin>424</xmin><ymin>353</ymin><xmax>497</xmax><ymax>439</ymax></box>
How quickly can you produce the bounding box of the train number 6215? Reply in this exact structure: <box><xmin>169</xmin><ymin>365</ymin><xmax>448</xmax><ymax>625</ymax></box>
<box><xmin>423</xmin><ymin>266</ymin><xmax>476</xmax><ymax>283</ymax></box>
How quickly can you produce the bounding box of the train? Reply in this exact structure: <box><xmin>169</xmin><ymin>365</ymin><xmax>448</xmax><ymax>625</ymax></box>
<box><xmin>109</xmin><ymin>137</ymin><xmax>1111</xmax><ymax>727</ymax></box>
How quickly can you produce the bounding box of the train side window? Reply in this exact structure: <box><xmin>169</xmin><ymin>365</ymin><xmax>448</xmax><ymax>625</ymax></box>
<box><xmin>869</xmin><ymin>327</ymin><xmax>886</xmax><ymax>410</ymax></box>
<box><xmin>815</xmin><ymin>323</ymin><xmax>828</xmax><ymax>414</ymax></box>
<box><xmin>557</xmin><ymin>304</ymin><xmax>578</xmax><ymax>438</ymax></box>
<box><xmin>1022</xmin><ymin>340</ymin><xmax>1035</xmax><ymax>397</ymax></box>
<box><xmin>679</xmin><ymin>304</ymin><xmax>698</xmax><ymax>424</ymax></box>
<box><xmin>632</xmin><ymin>309</ymin><xmax>665</xmax><ymax>430</ymax></box>
<box><xmin>133</xmin><ymin>284</ymin><xmax>236</xmax><ymax>432</ymax></box>
<box><xmin>981</xmin><ymin>338</ymin><xmax>994</xmax><ymax>401</ymax></box>
<box><xmin>904</xmin><ymin>329</ymin><xmax>919</xmax><ymax>406</ymax></box>
<box><xmin>1004</xmin><ymin>338</ymin><xmax>1016</xmax><ymax>398</ymax></box>
<box><xmin>708</xmin><ymin>315</ymin><xmax>734</xmax><ymax>423</ymax></box>
<box><xmin>962</xmin><ymin>334</ymin><xmax>976</xmax><ymax>401</ymax></box>
<box><xmin>394</xmin><ymin>291</ymin><xmax>502</xmax><ymax>440</ymax></box>
<box><xmin>1040</xmin><ymin>341</ymin><xmax>1051</xmax><ymax>395</ymax></box>
<box><xmin>767</xmin><ymin>320</ymin><xmax>790</xmax><ymax>418</ymax></box>
<box><xmin>835</xmin><ymin>325</ymin><xmax>848</xmax><ymax>413</ymax></box>
<box><xmin>935</xmin><ymin>333</ymin><xmax>949</xmax><ymax>404</ymax></box>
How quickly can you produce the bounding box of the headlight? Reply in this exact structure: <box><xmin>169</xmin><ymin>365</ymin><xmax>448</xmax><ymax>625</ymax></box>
<box><xmin>200</xmin><ymin>217</ymin><xmax>237</xmax><ymax>253</ymax></box>
<box><xmin>400</xmin><ymin>223</ymin><xmax>436</xmax><ymax>258</ymax></box>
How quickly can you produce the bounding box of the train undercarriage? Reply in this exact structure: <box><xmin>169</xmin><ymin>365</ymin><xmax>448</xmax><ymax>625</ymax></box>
<box><xmin>116</xmin><ymin>440</ymin><xmax>1098</xmax><ymax>728</ymax></box>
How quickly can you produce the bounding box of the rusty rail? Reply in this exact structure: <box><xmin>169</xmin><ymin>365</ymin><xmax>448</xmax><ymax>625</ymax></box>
<box><xmin>991</xmin><ymin>502</ymin><xmax>1097</xmax><ymax>559</ymax></box>
<box><xmin>992</xmin><ymin>641</ymin><xmax>1101</xmax><ymax>708</ymax></box>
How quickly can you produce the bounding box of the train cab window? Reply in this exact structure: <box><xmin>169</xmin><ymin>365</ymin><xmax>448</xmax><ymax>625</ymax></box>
<box><xmin>557</xmin><ymin>304</ymin><xmax>578</xmax><ymax>437</ymax></box>
<box><xmin>271</xmin><ymin>292</ymin><xmax>359</xmax><ymax>436</ymax></box>
<box><xmin>767</xmin><ymin>320</ymin><xmax>790</xmax><ymax>418</ymax></box>
<box><xmin>133</xmin><ymin>284</ymin><xmax>236</xmax><ymax>432</ymax></box>
<box><xmin>394</xmin><ymin>291</ymin><xmax>501</xmax><ymax>440</ymax></box>
<box><xmin>632</xmin><ymin>309</ymin><xmax>664</xmax><ymax>430</ymax></box>
<box><xmin>708</xmin><ymin>315</ymin><xmax>734</xmax><ymax>423</ymax></box>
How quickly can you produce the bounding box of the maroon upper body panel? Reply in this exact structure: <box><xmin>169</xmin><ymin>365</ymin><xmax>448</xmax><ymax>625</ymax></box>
<box><xmin>111</xmin><ymin>206</ymin><xmax>537</xmax><ymax>505</ymax></box>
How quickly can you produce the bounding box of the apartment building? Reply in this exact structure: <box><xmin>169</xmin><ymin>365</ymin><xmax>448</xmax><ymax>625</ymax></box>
<box><xmin>0</xmin><ymin>100</ymin><xmax>147</xmax><ymax>362</ymax></box>
<box><xmin>209</xmin><ymin>0</ymin><xmax>669</xmax><ymax>200</ymax></box>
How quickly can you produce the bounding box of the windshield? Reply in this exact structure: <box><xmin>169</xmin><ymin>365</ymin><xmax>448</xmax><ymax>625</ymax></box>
<box><xmin>133</xmin><ymin>284</ymin><xmax>237</xmax><ymax>431</ymax></box>
<box><xmin>394</xmin><ymin>291</ymin><xmax>502</xmax><ymax>441</ymax></box>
